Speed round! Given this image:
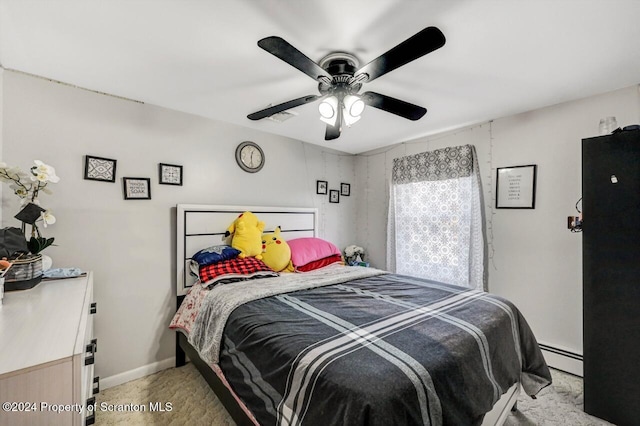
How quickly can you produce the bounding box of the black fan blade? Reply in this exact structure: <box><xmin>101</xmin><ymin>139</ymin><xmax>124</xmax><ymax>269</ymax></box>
<box><xmin>247</xmin><ymin>95</ymin><xmax>321</xmax><ymax>120</ymax></box>
<box><xmin>258</xmin><ymin>36</ymin><xmax>332</xmax><ymax>82</ymax></box>
<box><xmin>361</xmin><ymin>91</ymin><xmax>427</xmax><ymax>121</ymax></box>
<box><xmin>325</xmin><ymin>123</ymin><xmax>341</xmax><ymax>140</ymax></box>
<box><xmin>355</xmin><ymin>27</ymin><xmax>445</xmax><ymax>83</ymax></box>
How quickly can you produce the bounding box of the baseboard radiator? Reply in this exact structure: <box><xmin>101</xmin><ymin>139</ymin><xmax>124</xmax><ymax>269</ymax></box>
<box><xmin>538</xmin><ymin>342</ymin><xmax>583</xmax><ymax>377</ymax></box>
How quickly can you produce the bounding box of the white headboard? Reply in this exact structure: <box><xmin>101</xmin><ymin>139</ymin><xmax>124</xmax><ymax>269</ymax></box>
<box><xmin>176</xmin><ymin>204</ymin><xmax>318</xmax><ymax>296</ymax></box>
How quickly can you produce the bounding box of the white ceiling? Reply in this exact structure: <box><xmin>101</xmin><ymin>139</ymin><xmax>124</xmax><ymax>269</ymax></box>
<box><xmin>1</xmin><ymin>0</ymin><xmax>639</xmax><ymax>154</ymax></box>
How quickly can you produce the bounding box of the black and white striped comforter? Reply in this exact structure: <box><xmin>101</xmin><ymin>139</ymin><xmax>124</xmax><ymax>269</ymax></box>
<box><xmin>199</xmin><ymin>269</ymin><xmax>551</xmax><ymax>425</ymax></box>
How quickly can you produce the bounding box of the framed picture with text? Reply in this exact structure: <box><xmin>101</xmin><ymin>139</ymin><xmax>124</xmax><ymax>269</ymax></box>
<box><xmin>123</xmin><ymin>177</ymin><xmax>151</xmax><ymax>200</ymax></box>
<box><xmin>159</xmin><ymin>163</ymin><xmax>183</xmax><ymax>185</ymax></box>
<box><xmin>496</xmin><ymin>164</ymin><xmax>537</xmax><ymax>209</ymax></box>
<box><xmin>340</xmin><ymin>183</ymin><xmax>351</xmax><ymax>196</ymax></box>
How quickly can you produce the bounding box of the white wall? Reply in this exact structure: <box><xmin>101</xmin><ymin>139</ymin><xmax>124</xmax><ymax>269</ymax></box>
<box><xmin>356</xmin><ymin>85</ymin><xmax>640</xmax><ymax>360</ymax></box>
<box><xmin>1</xmin><ymin>70</ymin><xmax>357</xmax><ymax>381</ymax></box>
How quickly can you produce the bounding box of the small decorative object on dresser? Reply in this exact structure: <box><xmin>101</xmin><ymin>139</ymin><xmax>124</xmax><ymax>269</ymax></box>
<box><xmin>316</xmin><ymin>180</ymin><xmax>328</xmax><ymax>195</ymax></box>
<box><xmin>123</xmin><ymin>177</ymin><xmax>151</xmax><ymax>200</ymax></box>
<box><xmin>159</xmin><ymin>163</ymin><xmax>183</xmax><ymax>185</ymax></box>
<box><xmin>329</xmin><ymin>189</ymin><xmax>339</xmax><ymax>203</ymax></box>
<box><xmin>84</xmin><ymin>155</ymin><xmax>117</xmax><ymax>182</ymax></box>
<box><xmin>340</xmin><ymin>182</ymin><xmax>351</xmax><ymax>196</ymax></box>
<box><xmin>0</xmin><ymin>160</ymin><xmax>59</xmax><ymax>290</ymax></box>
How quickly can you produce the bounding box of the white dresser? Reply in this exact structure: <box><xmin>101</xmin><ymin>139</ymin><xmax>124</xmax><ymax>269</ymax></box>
<box><xmin>0</xmin><ymin>272</ymin><xmax>98</xmax><ymax>426</ymax></box>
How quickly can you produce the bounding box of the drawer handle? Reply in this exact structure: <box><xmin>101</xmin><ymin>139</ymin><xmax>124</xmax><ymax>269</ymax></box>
<box><xmin>90</xmin><ymin>302</ymin><xmax>97</xmax><ymax>315</ymax></box>
<box><xmin>85</xmin><ymin>353</ymin><xmax>95</xmax><ymax>366</ymax></box>
<box><xmin>93</xmin><ymin>376</ymin><xmax>100</xmax><ymax>395</ymax></box>
<box><xmin>85</xmin><ymin>396</ymin><xmax>96</xmax><ymax>425</ymax></box>
<box><xmin>85</xmin><ymin>339</ymin><xmax>98</xmax><ymax>366</ymax></box>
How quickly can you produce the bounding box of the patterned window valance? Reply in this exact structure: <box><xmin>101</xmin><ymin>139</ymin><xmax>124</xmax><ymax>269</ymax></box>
<box><xmin>392</xmin><ymin>144</ymin><xmax>474</xmax><ymax>184</ymax></box>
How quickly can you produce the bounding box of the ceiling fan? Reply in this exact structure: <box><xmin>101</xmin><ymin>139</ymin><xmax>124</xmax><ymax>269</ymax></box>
<box><xmin>247</xmin><ymin>26</ymin><xmax>446</xmax><ymax>141</ymax></box>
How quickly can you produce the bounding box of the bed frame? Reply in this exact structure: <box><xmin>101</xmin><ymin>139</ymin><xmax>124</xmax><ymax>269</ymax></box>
<box><xmin>174</xmin><ymin>204</ymin><xmax>519</xmax><ymax>425</ymax></box>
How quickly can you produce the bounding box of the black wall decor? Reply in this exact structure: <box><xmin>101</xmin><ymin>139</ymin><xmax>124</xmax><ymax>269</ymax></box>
<box><xmin>316</xmin><ymin>180</ymin><xmax>328</xmax><ymax>195</ymax></box>
<box><xmin>159</xmin><ymin>163</ymin><xmax>183</xmax><ymax>185</ymax></box>
<box><xmin>84</xmin><ymin>155</ymin><xmax>117</xmax><ymax>183</ymax></box>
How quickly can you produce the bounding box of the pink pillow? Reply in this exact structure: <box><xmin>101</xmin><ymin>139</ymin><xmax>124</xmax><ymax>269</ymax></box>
<box><xmin>288</xmin><ymin>237</ymin><xmax>342</xmax><ymax>269</ymax></box>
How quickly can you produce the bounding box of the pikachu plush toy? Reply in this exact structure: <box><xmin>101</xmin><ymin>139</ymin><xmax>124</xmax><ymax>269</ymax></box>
<box><xmin>261</xmin><ymin>227</ymin><xmax>294</xmax><ymax>272</ymax></box>
<box><xmin>225</xmin><ymin>211</ymin><xmax>265</xmax><ymax>259</ymax></box>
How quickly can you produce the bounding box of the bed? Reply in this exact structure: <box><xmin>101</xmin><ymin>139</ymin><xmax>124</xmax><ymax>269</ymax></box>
<box><xmin>171</xmin><ymin>204</ymin><xmax>551</xmax><ymax>425</ymax></box>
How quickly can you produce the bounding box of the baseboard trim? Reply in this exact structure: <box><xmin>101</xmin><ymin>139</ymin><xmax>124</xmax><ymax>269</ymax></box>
<box><xmin>539</xmin><ymin>342</ymin><xmax>583</xmax><ymax>377</ymax></box>
<box><xmin>101</xmin><ymin>357</ymin><xmax>175</xmax><ymax>390</ymax></box>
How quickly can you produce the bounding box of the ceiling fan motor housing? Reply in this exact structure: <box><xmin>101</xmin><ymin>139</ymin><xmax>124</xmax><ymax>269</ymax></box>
<box><xmin>317</xmin><ymin>53</ymin><xmax>363</xmax><ymax>96</ymax></box>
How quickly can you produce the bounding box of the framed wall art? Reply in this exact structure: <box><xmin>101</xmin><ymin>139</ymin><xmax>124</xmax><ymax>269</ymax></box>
<box><xmin>159</xmin><ymin>163</ymin><xmax>183</xmax><ymax>186</ymax></box>
<box><xmin>329</xmin><ymin>189</ymin><xmax>340</xmax><ymax>203</ymax></box>
<box><xmin>340</xmin><ymin>183</ymin><xmax>351</xmax><ymax>196</ymax></box>
<box><xmin>84</xmin><ymin>155</ymin><xmax>117</xmax><ymax>183</ymax></box>
<box><xmin>316</xmin><ymin>180</ymin><xmax>328</xmax><ymax>195</ymax></box>
<box><xmin>123</xmin><ymin>177</ymin><xmax>151</xmax><ymax>200</ymax></box>
<box><xmin>496</xmin><ymin>164</ymin><xmax>537</xmax><ymax>209</ymax></box>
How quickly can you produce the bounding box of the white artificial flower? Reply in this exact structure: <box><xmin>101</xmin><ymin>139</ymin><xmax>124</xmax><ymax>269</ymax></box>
<box><xmin>33</xmin><ymin>160</ymin><xmax>52</xmax><ymax>174</ymax></box>
<box><xmin>30</xmin><ymin>161</ymin><xmax>60</xmax><ymax>183</ymax></box>
<box><xmin>41</xmin><ymin>210</ymin><xmax>56</xmax><ymax>227</ymax></box>
<box><xmin>48</xmin><ymin>171</ymin><xmax>60</xmax><ymax>183</ymax></box>
<box><xmin>31</xmin><ymin>172</ymin><xmax>50</xmax><ymax>183</ymax></box>
<box><xmin>10</xmin><ymin>184</ymin><xmax>28</xmax><ymax>198</ymax></box>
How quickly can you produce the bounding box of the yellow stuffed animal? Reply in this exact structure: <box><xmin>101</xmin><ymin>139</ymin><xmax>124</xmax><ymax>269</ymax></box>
<box><xmin>225</xmin><ymin>211</ymin><xmax>265</xmax><ymax>259</ymax></box>
<box><xmin>261</xmin><ymin>227</ymin><xmax>294</xmax><ymax>272</ymax></box>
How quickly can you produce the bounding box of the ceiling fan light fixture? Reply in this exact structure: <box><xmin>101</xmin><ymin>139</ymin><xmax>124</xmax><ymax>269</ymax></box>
<box><xmin>342</xmin><ymin>94</ymin><xmax>364</xmax><ymax>127</ymax></box>
<box><xmin>344</xmin><ymin>94</ymin><xmax>365</xmax><ymax>117</ymax></box>
<box><xmin>319</xmin><ymin>96</ymin><xmax>338</xmax><ymax>125</ymax></box>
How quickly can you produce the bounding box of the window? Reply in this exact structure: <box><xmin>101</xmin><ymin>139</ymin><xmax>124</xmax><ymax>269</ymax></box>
<box><xmin>387</xmin><ymin>145</ymin><xmax>485</xmax><ymax>290</ymax></box>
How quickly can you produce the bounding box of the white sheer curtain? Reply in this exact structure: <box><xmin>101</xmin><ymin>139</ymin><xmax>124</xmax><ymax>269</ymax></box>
<box><xmin>387</xmin><ymin>145</ymin><xmax>486</xmax><ymax>291</ymax></box>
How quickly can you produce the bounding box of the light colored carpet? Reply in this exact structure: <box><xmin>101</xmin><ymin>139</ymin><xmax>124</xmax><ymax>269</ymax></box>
<box><xmin>97</xmin><ymin>365</ymin><xmax>613</xmax><ymax>425</ymax></box>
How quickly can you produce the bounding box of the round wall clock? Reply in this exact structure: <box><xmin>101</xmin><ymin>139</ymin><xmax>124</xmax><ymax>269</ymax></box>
<box><xmin>235</xmin><ymin>141</ymin><xmax>265</xmax><ymax>173</ymax></box>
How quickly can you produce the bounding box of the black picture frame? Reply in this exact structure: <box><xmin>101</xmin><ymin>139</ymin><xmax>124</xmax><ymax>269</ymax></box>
<box><xmin>159</xmin><ymin>163</ymin><xmax>183</xmax><ymax>186</ymax></box>
<box><xmin>84</xmin><ymin>155</ymin><xmax>117</xmax><ymax>183</ymax></box>
<box><xmin>316</xmin><ymin>180</ymin><xmax>328</xmax><ymax>195</ymax></box>
<box><xmin>123</xmin><ymin>177</ymin><xmax>151</xmax><ymax>200</ymax></box>
<box><xmin>340</xmin><ymin>183</ymin><xmax>351</xmax><ymax>196</ymax></box>
<box><xmin>329</xmin><ymin>189</ymin><xmax>340</xmax><ymax>203</ymax></box>
<box><xmin>496</xmin><ymin>164</ymin><xmax>537</xmax><ymax>209</ymax></box>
